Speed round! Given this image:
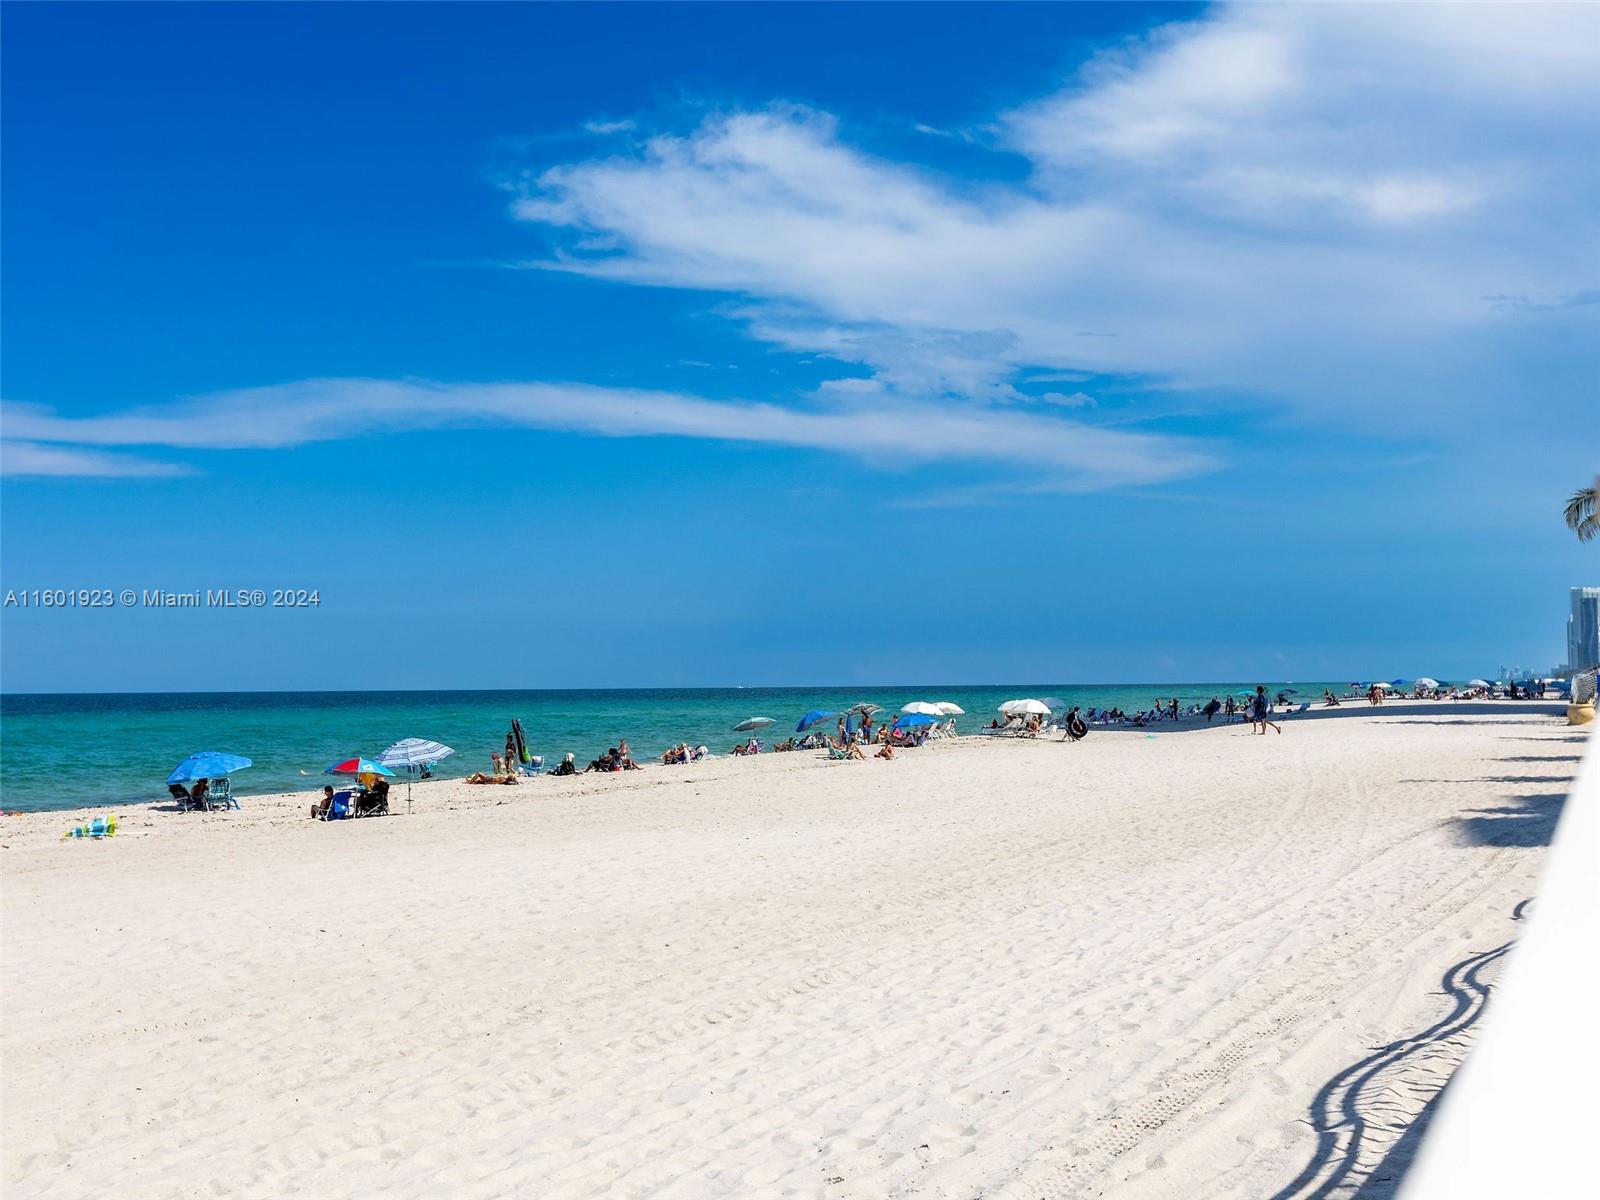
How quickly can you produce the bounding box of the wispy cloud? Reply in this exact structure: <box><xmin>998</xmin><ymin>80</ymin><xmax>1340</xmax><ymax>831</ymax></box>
<box><xmin>0</xmin><ymin>440</ymin><xmax>193</xmax><ymax>479</ymax></box>
<box><xmin>0</xmin><ymin>379</ymin><xmax>1213</xmax><ymax>486</ymax></box>
<box><xmin>511</xmin><ymin>3</ymin><xmax>1598</xmax><ymax>439</ymax></box>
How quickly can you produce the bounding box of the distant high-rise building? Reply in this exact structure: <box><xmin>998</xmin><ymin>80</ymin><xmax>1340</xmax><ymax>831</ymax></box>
<box><xmin>1568</xmin><ymin>587</ymin><xmax>1600</xmax><ymax>673</ymax></box>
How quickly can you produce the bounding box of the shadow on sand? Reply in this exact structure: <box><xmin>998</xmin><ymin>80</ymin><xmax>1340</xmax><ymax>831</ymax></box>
<box><xmin>1453</xmin><ymin>792</ymin><xmax>1567</xmax><ymax>848</ymax></box>
<box><xmin>1267</xmin><ymin>900</ymin><xmax>1530</xmax><ymax>1200</ymax></box>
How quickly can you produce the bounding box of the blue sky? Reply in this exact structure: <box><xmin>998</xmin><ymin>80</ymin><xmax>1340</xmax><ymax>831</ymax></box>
<box><xmin>2</xmin><ymin>1</ymin><xmax>1596</xmax><ymax>692</ymax></box>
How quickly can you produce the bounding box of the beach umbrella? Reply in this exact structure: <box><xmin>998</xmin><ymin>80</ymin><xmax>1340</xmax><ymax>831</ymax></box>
<box><xmin>377</xmin><ymin>739</ymin><xmax>454</xmax><ymax>812</ymax></box>
<box><xmin>1467</xmin><ymin>679</ymin><xmax>1490</xmax><ymax>689</ymax></box>
<box><xmin>999</xmin><ymin>698</ymin><xmax>1050</xmax><ymax>715</ymax></box>
<box><xmin>795</xmin><ymin>710</ymin><xmax>836</xmax><ymax>732</ymax></box>
<box><xmin>900</xmin><ymin>701</ymin><xmax>943</xmax><ymax>716</ymax></box>
<box><xmin>892</xmin><ymin>712</ymin><xmax>939</xmax><ymax>729</ymax></box>
<box><xmin>1371</xmin><ymin>681</ymin><xmax>1392</xmax><ymax>690</ymax></box>
<box><xmin>847</xmin><ymin>702</ymin><xmax>881</xmax><ymax>717</ymax></box>
<box><xmin>1234</xmin><ymin>690</ymin><xmax>1256</xmax><ymax>696</ymax></box>
<box><xmin>323</xmin><ymin>757</ymin><xmax>395</xmax><ymax>777</ymax></box>
<box><xmin>168</xmin><ymin>751</ymin><xmax>252</xmax><ymax>785</ymax></box>
<box><xmin>934</xmin><ymin>702</ymin><xmax>965</xmax><ymax>715</ymax></box>
<box><xmin>733</xmin><ymin>717</ymin><xmax>776</xmax><ymax>733</ymax></box>
<box><xmin>1415</xmin><ymin>677</ymin><xmax>1440</xmax><ymax>689</ymax></box>
<box><xmin>1390</xmin><ymin>678</ymin><xmax>1409</xmax><ymax>686</ymax></box>
<box><xmin>376</xmin><ymin>739</ymin><xmax>455</xmax><ymax>769</ymax></box>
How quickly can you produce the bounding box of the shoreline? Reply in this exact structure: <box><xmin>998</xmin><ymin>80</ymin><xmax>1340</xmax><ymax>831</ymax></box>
<box><xmin>3</xmin><ymin>701</ymin><xmax>1585</xmax><ymax>1198</ymax></box>
<box><xmin>0</xmin><ymin>697</ymin><xmax>1563</xmax><ymax>826</ymax></box>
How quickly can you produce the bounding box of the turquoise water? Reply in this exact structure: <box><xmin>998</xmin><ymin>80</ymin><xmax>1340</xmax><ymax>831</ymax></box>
<box><xmin>0</xmin><ymin>684</ymin><xmax>1335</xmax><ymax>812</ymax></box>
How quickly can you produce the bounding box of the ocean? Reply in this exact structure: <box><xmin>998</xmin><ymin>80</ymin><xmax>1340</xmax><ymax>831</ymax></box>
<box><xmin>0</xmin><ymin>683</ymin><xmax>1334</xmax><ymax>812</ymax></box>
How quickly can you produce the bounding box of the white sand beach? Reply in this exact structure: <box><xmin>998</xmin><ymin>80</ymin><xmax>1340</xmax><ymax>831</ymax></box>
<box><xmin>1</xmin><ymin>701</ymin><xmax>1586</xmax><ymax>1199</ymax></box>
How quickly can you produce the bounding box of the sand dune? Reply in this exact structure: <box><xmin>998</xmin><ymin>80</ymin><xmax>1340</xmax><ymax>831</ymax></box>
<box><xmin>1</xmin><ymin>702</ymin><xmax>1582</xmax><ymax>1198</ymax></box>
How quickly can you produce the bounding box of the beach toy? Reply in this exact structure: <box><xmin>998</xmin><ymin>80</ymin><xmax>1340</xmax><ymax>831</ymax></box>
<box><xmin>107</xmin><ymin>813</ymin><xmax>117</xmax><ymax>836</ymax></box>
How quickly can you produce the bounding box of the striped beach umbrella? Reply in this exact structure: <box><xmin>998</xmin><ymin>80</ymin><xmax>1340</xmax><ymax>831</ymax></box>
<box><xmin>376</xmin><ymin>739</ymin><xmax>455</xmax><ymax>769</ymax></box>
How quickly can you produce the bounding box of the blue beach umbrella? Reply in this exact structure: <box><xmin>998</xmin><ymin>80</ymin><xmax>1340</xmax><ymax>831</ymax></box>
<box><xmin>168</xmin><ymin>751</ymin><xmax>252</xmax><ymax>785</ymax></box>
<box><xmin>796</xmin><ymin>710</ymin><xmax>837</xmax><ymax>732</ymax></box>
<box><xmin>1390</xmin><ymin>678</ymin><xmax>1409</xmax><ymax>686</ymax></box>
<box><xmin>892</xmin><ymin>713</ymin><xmax>939</xmax><ymax>729</ymax></box>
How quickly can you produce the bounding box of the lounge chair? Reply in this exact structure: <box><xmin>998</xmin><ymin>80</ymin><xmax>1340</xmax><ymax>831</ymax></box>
<box><xmin>519</xmin><ymin>755</ymin><xmax>545</xmax><ymax>777</ymax></box>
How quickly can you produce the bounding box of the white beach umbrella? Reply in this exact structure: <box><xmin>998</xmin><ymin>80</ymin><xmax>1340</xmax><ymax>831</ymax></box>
<box><xmin>933</xmin><ymin>702</ymin><xmax>965</xmax><ymax>716</ymax></box>
<box><xmin>1467</xmin><ymin>679</ymin><xmax>1490</xmax><ymax>689</ymax></box>
<box><xmin>1370</xmin><ymin>681</ymin><xmax>1392</xmax><ymax>689</ymax></box>
<box><xmin>999</xmin><ymin>698</ymin><xmax>1051</xmax><ymax>716</ymax></box>
<box><xmin>1415</xmin><ymin>677</ymin><xmax>1440</xmax><ymax>689</ymax></box>
<box><xmin>900</xmin><ymin>701</ymin><xmax>943</xmax><ymax>716</ymax></box>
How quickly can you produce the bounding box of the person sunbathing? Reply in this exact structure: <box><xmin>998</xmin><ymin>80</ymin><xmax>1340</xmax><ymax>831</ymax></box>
<box><xmin>875</xmin><ymin>743</ymin><xmax>895</xmax><ymax>760</ymax></box>
<box><xmin>584</xmin><ymin>750</ymin><xmax>616</xmax><ymax>773</ymax></box>
<box><xmin>551</xmin><ymin>753</ymin><xmax>577</xmax><ymax>776</ymax></box>
<box><xmin>465</xmin><ymin>771</ymin><xmax>517</xmax><ymax>785</ymax></box>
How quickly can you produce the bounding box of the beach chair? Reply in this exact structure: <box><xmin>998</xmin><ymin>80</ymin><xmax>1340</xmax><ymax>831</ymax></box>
<box><xmin>319</xmin><ymin>790</ymin><xmax>354</xmax><ymax>821</ymax></box>
<box><xmin>88</xmin><ymin>817</ymin><xmax>108</xmax><ymax>839</ymax></box>
<box><xmin>167</xmin><ymin>783</ymin><xmax>203</xmax><ymax>811</ymax></box>
<box><xmin>520</xmin><ymin>755</ymin><xmax>544</xmax><ymax>777</ymax></box>
<box><xmin>353</xmin><ymin>787</ymin><xmax>389</xmax><ymax>818</ymax></box>
<box><xmin>208</xmin><ymin>778</ymin><xmax>240</xmax><ymax>811</ymax></box>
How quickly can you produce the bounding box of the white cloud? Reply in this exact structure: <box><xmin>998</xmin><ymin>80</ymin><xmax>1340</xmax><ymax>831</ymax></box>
<box><xmin>511</xmin><ymin>3</ymin><xmax>1599</xmax><ymax>440</ymax></box>
<box><xmin>0</xmin><ymin>379</ymin><xmax>1212</xmax><ymax>487</ymax></box>
<box><xmin>0</xmin><ymin>440</ymin><xmax>193</xmax><ymax>479</ymax></box>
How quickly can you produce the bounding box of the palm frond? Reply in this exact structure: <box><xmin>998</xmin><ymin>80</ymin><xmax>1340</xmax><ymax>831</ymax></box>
<box><xmin>1566</xmin><ymin>485</ymin><xmax>1598</xmax><ymax>543</ymax></box>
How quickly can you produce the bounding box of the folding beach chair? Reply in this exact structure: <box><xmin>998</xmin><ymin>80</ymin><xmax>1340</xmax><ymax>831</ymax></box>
<box><xmin>168</xmin><ymin>783</ymin><xmax>204</xmax><ymax>812</ymax></box>
<box><xmin>319</xmin><ymin>790</ymin><xmax>354</xmax><ymax>821</ymax></box>
<box><xmin>353</xmin><ymin>783</ymin><xmax>389</xmax><ymax>818</ymax></box>
<box><xmin>209</xmin><ymin>777</ymin><xmax>240</xmax><ymax>811</ymax></box>
<box><xmin>520</xmin><ymin>755</ymin><xmax>544</xmax><ymax>777</ymax></box>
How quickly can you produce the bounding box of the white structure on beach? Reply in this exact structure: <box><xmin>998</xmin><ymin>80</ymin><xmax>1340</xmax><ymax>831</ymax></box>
<box><xmin>1567</xmin><ymin>587</ymin><xmax>1600</xmax><ymax>673</ymax></box>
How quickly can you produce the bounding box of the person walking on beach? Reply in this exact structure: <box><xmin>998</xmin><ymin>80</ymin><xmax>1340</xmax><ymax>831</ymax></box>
<box><xmin>1204</xmin><ymin>696</ymin><xmax>1221</xmax><ymax>722</ymax></box>
<box><xmin>1252</xmin><ymin>686</ymin><xmax>1281</xmax><ymax>735</ymax></box>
